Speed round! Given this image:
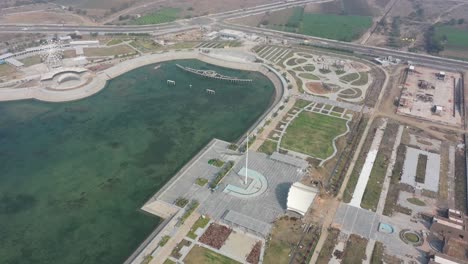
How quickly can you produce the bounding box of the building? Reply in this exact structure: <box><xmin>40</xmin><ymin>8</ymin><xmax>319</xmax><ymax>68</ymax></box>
<box><xmin>430</xmin><ymin>209</ymin><xmax>468</xmax><ymax>264</ymax></box>
<box><xmin>219</xmin><ymin>29</ymin><xmax>245</xmax><ymax>40</ymax></box>
<box><xmin>5</xmin><ymin>58</ymin><xmax>24</xmax><ymax>68</ymax></box>
<box><xmin>70</xmin><ymin>40</ymin><xmax>100</xmax><ymax>47</ymax></box>
<box><xmin>286</xmin><ymin>182</ymin><xmax>318</xmax><ymax>216</ymax></box>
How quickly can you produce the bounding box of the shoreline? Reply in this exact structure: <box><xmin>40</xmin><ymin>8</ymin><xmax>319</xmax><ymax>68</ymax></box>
<box><xmin>0</xmin><ymin>50</ymin><xmax>284</xmax><ymax>103</ymax></box>
<box><xmin>121</xmin><ymin>53</ymin><xmax>288</xmax><ymax>264</ymax></box>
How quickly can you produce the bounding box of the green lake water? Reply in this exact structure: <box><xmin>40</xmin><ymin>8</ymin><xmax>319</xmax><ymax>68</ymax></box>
<box><xmin>0</xmin><ymin>60</ymin><xmax>275</xmax><ymax>264</ymax></box>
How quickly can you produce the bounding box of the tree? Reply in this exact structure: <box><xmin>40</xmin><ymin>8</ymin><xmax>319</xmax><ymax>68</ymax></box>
<box><xmin>458</xmin><ymin>18</ymin><xmax>465</xmax><ymax>24</ymax></box>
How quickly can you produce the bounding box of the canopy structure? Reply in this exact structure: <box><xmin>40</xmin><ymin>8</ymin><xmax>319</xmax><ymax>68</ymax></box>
<box><xmin>286</xmin><ymin>182</ymin><xmax>318</xmax><ymax>216</ymax></box>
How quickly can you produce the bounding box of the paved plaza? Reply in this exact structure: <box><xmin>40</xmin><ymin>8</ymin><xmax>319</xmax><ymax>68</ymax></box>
<box><xmin>152</xmin><ymin>139</ymin><xmax>307</xmax><ymax>237</ymax></box>
<box><xmin>333</xmin><ymin>203</ymin><xmax>427</xmax><ymax>261</ymax></box>
<box><xmin>401</xmin><ymin>146</ymin><xmax>440</xmax><ymax>192</ymax></box>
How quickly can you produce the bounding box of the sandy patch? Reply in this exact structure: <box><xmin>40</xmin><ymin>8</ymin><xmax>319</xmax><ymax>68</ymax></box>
<box><xmin>0</xmin><ymin>11</ymin><xmax>93</xmax><ymax>25</ymax></box>
<box><xmin>306</xmin><ymin>82</ymin><xmax>331</xmax><ymax>94</ymax></box>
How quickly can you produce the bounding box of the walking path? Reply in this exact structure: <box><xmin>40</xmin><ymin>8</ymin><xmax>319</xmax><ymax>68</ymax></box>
<box><xmin>152</xmin><ymin>212</ymin><xmax>200</xmax><ymax>264</ymax></box>
<box><xmin>297</xmin><ymin>93</ymin><xmax>371</xmax><ymax>113</ymax></box>
<box><xmin>349</xmin><ymin>119</ymin><xmax>387</xmax><ymax>208</ymax></box>
<box><xmin>447</xmin><ymin>145</ymin><xmax>456</xmax><ymax>208</ymax></box>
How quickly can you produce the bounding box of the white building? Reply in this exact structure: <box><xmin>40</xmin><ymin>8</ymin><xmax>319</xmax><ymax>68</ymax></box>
<box><xmin>286</xmin><ymin>182</ymin><xmax>318</xmax><ymax>216</ymax></box>
<box><xmin>70</xmin><ymin>40</ymin><xmax>100</xmax><ymax>47</ymax></box>
<box><xmin>219</xmin><ymin>29</ymin><xmax>245</xmax><ymax>40</ymax></box>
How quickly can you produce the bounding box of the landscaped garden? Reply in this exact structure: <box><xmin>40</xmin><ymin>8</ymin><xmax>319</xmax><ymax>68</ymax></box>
<box><xmin>280</xmin><ymin>112</ymin><xmax>348</xmax><ymax>159</ymax></box>
<box><xmin>184</xmin><ymin>245</ymin><xmax>240</xmax><ymax>264</ymax></box>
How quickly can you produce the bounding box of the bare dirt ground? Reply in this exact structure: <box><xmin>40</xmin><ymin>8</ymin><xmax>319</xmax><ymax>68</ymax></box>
<box><xmin>0</xmin><ymin>11</ymin><xmax>94</xmax><ymax>25</ymax></box>
<box><xmin>365</xmin><ymin>0</ymin><xmax>468</xmax><ymax>51</ymax></box>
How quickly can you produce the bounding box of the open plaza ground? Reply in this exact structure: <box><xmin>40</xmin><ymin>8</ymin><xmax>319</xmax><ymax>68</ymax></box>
<box><xmin>397</xmin><ymin>66</ymin><xmax>463</xmax><ymax>127</ymax></box>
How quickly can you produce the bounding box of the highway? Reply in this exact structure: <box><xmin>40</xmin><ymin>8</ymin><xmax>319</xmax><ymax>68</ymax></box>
<box><xmin>220</xmin><ymin>22</ymin><xmax>468</xmax><ymax>70</ymax></box>
<box><xmin>1</xmin><ymin>0</ymin><xmax>468</xmax><ymax>70</ymax></box>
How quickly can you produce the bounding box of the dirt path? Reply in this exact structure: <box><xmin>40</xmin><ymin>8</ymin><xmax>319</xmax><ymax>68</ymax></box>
<box><xmin>433</xmin><ymin>3</ymin><xmax>467</xmax><ymax>24</ymax></box>
<box><xmin>360</xmin><ymin>0</ymin><xmax>399</xmax><ymax>45</ymax></box>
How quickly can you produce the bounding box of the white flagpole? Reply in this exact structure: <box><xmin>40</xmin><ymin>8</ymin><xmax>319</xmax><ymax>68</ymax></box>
<box><xmin>245</xmin><ymin>134</ymin><xmax>248</xmax><ymax>185</ymax></box>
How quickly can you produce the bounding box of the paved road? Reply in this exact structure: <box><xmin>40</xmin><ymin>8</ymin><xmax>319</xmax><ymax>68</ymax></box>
<box><xmin>2</xmin><ymin>0</ymin><xmax>468</xmax><ymax>71</ymax></box>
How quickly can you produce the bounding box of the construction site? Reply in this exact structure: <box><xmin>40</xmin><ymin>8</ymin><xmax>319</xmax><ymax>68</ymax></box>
<box><xmin>397</xmin><ymin>66</ymin><xmax>464</xmax><ymax>128</ymax></box>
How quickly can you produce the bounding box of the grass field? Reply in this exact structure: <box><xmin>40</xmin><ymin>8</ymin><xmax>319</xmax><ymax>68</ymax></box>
<box><xmin>187</xmin><ymin>216</ymin><xmax>210</xmax><ymax>239</ymax></box>
<box><xmin>258</xmin><ymin>140</ymin><xmax>277</xmax><ymax>155</ymax></box>
<box><xmin>263</xmin><ymin>217</ymin><xmax>306</xmax><ymax>264</ymax></box>
<box><xmin>300</xmin><ymin>14</ymin><xmax>371</xmax><ymax>41</ymax></box>
<box><xmin>281</xmin><ymin>112</ymin><xmax>348</xmax><ymax>159</ymax></box>
<box><xmin>294</xmin><ymin>99</ymin><xmax>311</xmax><ymax>109</ymax></box>
<box><xmin>298</xmin><ymin>72</ymin><xmax>320</xmax><ymax>80</ymax></box>
<box><xmin>184</xmin><ymin>245</ymin><xmax>240</xmax><ymax>264</ymax></box>
<box><xmin>264</xmin><ymin>7</ymin><xmax>371</xmax><ymax>41</ymax></box>
<box><xmin>361</xmin><ymin>153</ymin><xmax>387</xmax><ymax>211</ymax></box>
<box><xmin>107</xmin><ymin>39</ymin><xmax>124</xmax><ymax>46</ymax></box>
<box><xmin>84</xmin><ymin>45</ymin><xmax>135</xmax><ymax>57</ymax></box>
<box><xmin>0</xmin><ymin>63</ymin><xmax>16</xmax><ymax>77</ymax></box>
<box><xmin>415</xmin><ymin>154</ymin><xmax>427</xmax><ymax>183</ymax></box>
<box><xmin>371</xmin><ymin>241</ymin><xmax>384</xmax><ymax>264</ymax></box>
<box><xmin>407</xmin><ymin>197</ymin><xmax>425</xmax><ymax>206</ymax></box>
<box><xmin>19</xmin><ymin>55</ymin><xmax>42</xmax><ymax>67</ymax></box>
<box><xmin>316</xmin><ymin>228</ymin><xmax>340</xmax><ymax>264</ymax></box>
<box><xmin>133</xmin><ymin>8</ymin><xmax>180</xmax><ymax>25</ymax></box>
<box><xmin>435</xmin><ymin>25</ymin><xmax>468</xmax><ymax>49</ymax></box>
<box><xmin>342</xmin><ymin>234</ymin><xmax>368</xmax><ymax>264</ymax></box>
<box><xmin>351</xmin><ymin>72</ymin><xmax>369</xmax><ymax>86</ymax></box>
<box><xmin>129</xmin><ymin>39</ymin><xmax>162</xmax><ymax>53</ymax></box>
<box><xmin>340</xmin><ymin>73</ymin><xmax>359</xmax><ymax>82</ymax></box>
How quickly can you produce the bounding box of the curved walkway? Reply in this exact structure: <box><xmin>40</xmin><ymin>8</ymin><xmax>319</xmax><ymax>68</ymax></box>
<box><xmin>0</xmin><ymin>50</ymin><xmax>275</xmax><ymax>103</ymax></box>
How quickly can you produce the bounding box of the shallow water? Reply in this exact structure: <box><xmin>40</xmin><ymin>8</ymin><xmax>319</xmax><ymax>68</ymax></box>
<box><xmin>0</xmin><ymin>60</ymin><xmax>274</xmax><ymax>264</ymax></box>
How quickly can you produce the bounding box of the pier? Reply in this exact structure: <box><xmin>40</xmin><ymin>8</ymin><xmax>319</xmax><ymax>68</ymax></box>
<box><xmin>176</xmin><ymin>64</ymin><xmax>252</xmax><ymax>83</ymax></box>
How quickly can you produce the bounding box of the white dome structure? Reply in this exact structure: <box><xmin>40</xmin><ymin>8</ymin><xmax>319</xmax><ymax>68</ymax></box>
<box><xmin>286</xmin><ymin>182</ymin><xmax>318</xmax><ymax>216</ymax></box>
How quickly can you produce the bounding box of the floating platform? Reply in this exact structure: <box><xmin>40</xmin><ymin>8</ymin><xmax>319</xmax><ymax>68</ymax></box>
<box><xmin>176</xmin><ymin>64</ymin><xmax>252</xmax><ymax>83</ymax></box>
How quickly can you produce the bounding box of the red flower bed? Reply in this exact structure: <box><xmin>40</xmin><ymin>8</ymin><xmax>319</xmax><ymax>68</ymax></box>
<box><xmin>198</xmin><ymin>223</ymin><xmax>232</xmax><ymax>249</ymax></box>
<box><xmin>246</xmin><ymin>241</ymin><xmax>262</xmax><ymax>264</ymax></box>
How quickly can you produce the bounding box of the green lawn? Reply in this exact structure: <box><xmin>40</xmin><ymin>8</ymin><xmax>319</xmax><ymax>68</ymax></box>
<box><xmin>263</xmin><ymin>240</ymin><xmax>290</xmax><ymax>264</ymax></box>
<box><xmin>195</xmin><ymin>178</ymin><xmax>208</xmax><ymax>186</ymax></box>
<box><xmin>84</xmin><ymin>45</ymin><xmax>135</xmax><ymax>57</ymax></box>
<box><xmin>317</xmin><ymin>228</ymin><xmax>340</xmax><ymax>264</ymax></box>
<box><xmin>163</xmin><ymin>259</ymin><xmax>176</xmax><ymax>264</ymax></box>
<box><xmin>340</xmin><ymin>73</ymin><xmax>359</xmax><ymax>82</ymax></box>
<box><xmin>298</xmin><ymin>72</ymin><xmax>320</xmax><ymax>80</ymax></box>
<box><xmin>415</xmin><ymin>154</ymin><xmax>427</xmax><ymax>184</ymax></box>
<box><xmin>407</xmin><ymin>197</ymin><xmax>426</xmax><ymax>206</ymax></box>
<box><xmin>208</xmin><ymin>159</ymin><xmax>224</xmax><ymax>167</ymax></box>
<box><xmin>361</xmin><ymin>153</ymin><xmax>387</xmax><ymax>211</ymax></box>
<box><xmin>107</xmin><ymin>39</ymin><xmax>124</xmax><ymax>46</ymax></box>
<box><xmin>303</xmin><ymin>65</ymin><xmax>315</xmax><ymax>71</ymax></box>
<box><xmin>281</xmin><ymin>112</ymin><xmax>348</xmax><ymax>159</ymax></box>
<box><xmin>133</xmin><ymin>8</ymin><xmax>180</xmax><ymax>25</ymax></box>
<box><xmin>258</xmin><ymin>140</ymin><xmax>277</xmax><ymax>155</ymax></box>
<box><xmin>187</xmin><ymin>216</ymin><xmax>210</xmax><ymax>239</ymax></box>
<box><xmin>294</xmin><ymin>99</ymin><xmax>311</xmax><ymax>109</ymax></box>
<box><xmin>342</xmin><ymin>234</ymin><xmax>368</xmax><ymax>264</ymax></box>
<box><xmin>371</xmin><ymin>241</ymin><xmax>384</xmax><ymax>264</ymax></box>
<box><xmin>184</xmin><ymin>246</ymin><xmax>240</xmax><ymax>264</ymax></box>
<box><xmin>129</xmin><ymin>39</ymin><xmax>162</xmax><ymax>53</ymax></box>
<box><xmin>435</xmin><ymin>25</ymin><xmax>468</xmax><ymax>48</ymax></box>
<box><xmin>19</xmin><ymin>55</ymin><xmax>42</xmax><ymax>66</ymax></box>
<box><xmin>351</xmin><ymin>72</ymin><xmax>369</xmax><ymax>86</ymax></box>
<box><xmin>264</xmin><ymin>7</ymin><xmax>371</xmax><ymax>42</ymax></box>
<box><xmin>299</xmin><ymin>14</ymin><xmax>372</xmax><ymax>42</ymax></box>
